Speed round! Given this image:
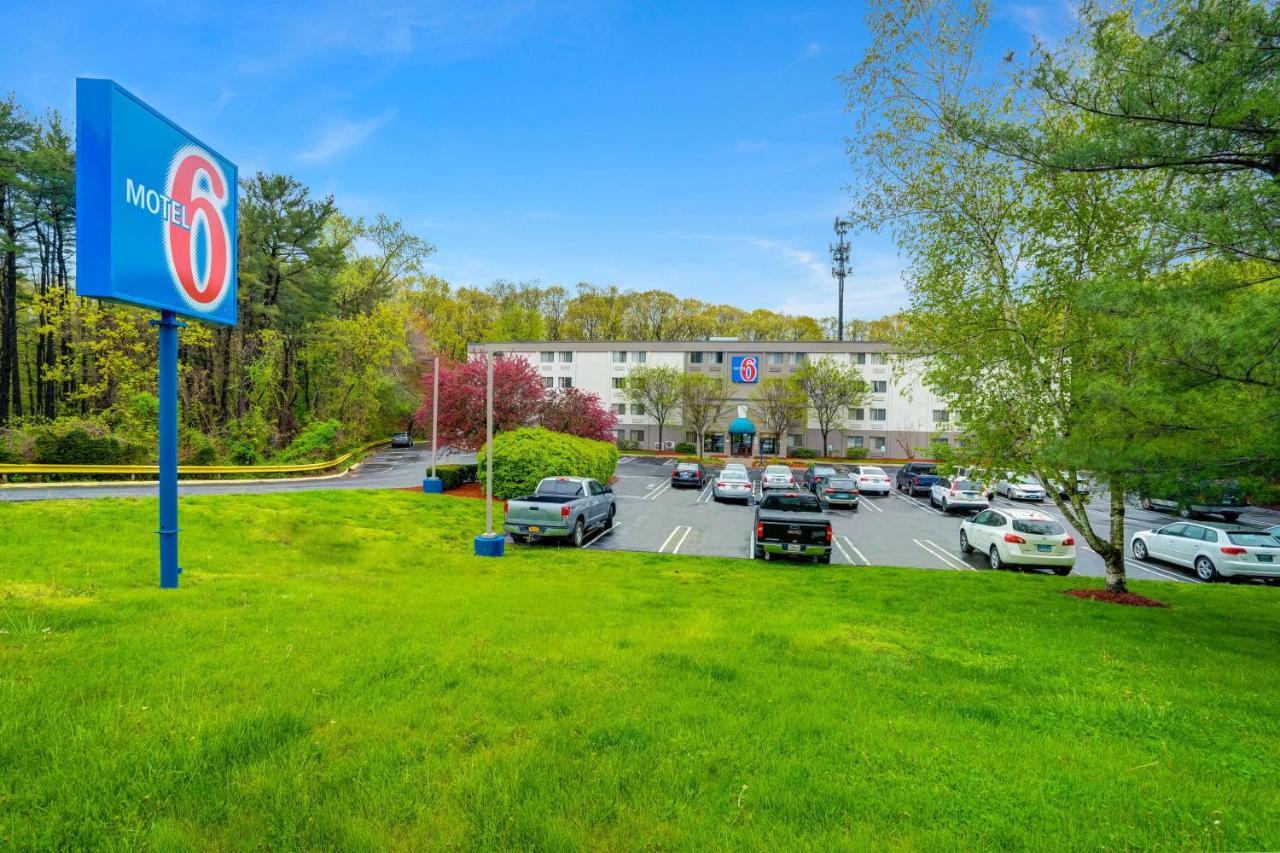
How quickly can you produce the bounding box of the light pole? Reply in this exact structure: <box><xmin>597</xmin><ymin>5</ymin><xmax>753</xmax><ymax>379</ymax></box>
<box><xmin>422</xmin><ymin>354</ymin><xmax>444</xmax><ymax>493</ymax></box>
<box><xmin>830</xmin><ymin>217</ymin><xmax>852</xmax><ymax>342</ymax></box>
<box><xmin>473</xmin><ymin>347</ymin><xmax>505</xmax><ymax>557</ymax></box>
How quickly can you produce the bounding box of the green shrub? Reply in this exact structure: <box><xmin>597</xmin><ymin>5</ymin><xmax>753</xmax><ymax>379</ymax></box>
<box><xmin>616</xmin><ymin>439</ymin><xmax>639</xmax><ymax>451</ymax></box>
<box><xmin>228</xmin><ymin>441</ymin><xmax>265</xmax><ymax>466</ymax></box>
<box><xmin>673</xmin><ymin>442</ymin><xmax>696</xmax><ymax>454</ymax></box>
<box><xmin>430</xmin><ymin>463</ymin><xmax>478</xmax><ymax>490</ymax></box>
<box><xmin>182</xmin><ymin>430</ymin><xmax>219</xmax><ymax>465</ymax></box>
<box><xmin>477</xmin><ymin>427</ymin><xmax>619</xmax><ymax>500</ymax></box>
<box><xmin>843</xmin><ymin>446</ymin><xmax>868</xmax><ymax>459</ymax></box>
<box><xmin>791</xmin><ymin>447</ymin><xmax>818</xmax><ymax>459</ymax></box>
<box><xmin>276</xmin><ymin>419</ymin><xmax>342</xmax><ymax>463</ymax></box>
<box><xmin>33</xmin><ymin>425</ymin><xmax>147</xmax><ymax>465</ymax></box>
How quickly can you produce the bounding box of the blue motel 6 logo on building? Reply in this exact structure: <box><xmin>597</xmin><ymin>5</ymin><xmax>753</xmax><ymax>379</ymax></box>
<box><xmin>731</xmin><ymin>355</ymin><xmax>759</xmax><ymax>383</ymax></box>
<box><xmin>75</xmin><ymin>78</ymin><xmax>238</xmax><ymax>326</ymax></box>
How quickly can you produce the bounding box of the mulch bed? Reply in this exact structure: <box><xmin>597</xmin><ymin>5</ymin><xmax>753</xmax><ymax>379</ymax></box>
<box><xmin>399</xmin><ymin>483</ymin><xmax>487</xmax><ymax>499</ymax></box>
<box><xmin>1063</xmin><ymin>589</ymin><xmax>1169</xmax><ymax>608</ymax></box>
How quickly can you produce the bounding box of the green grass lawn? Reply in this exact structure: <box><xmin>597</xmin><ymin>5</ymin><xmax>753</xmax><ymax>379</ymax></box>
<box><xmin>2</xmin><ymin>491</ymin><xmax>1278</xmax><ymax>849</ymax></box>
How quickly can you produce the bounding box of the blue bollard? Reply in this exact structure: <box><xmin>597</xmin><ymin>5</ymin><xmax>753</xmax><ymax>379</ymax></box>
<box><xmin>422</xmin><ymin>477</ymin><xmax>444</xmax><ymax>493</ymax></box>
<box><xmin>474</xmin><ymin>533</ymin><xmax>506</xmax><ymax>557</ymax></box>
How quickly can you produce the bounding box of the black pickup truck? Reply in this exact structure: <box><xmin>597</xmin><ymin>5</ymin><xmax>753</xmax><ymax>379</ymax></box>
<box><xmin>752</xmin><ymin>491</ymin><xmax>832</xmax><ymax>563</ymax></box>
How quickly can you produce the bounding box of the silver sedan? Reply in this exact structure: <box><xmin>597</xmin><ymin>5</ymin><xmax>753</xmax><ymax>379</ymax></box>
<box><xmin>712</xmin><ymin>470</ymin><xmax>754</xmax><ymax>503</ymax></box>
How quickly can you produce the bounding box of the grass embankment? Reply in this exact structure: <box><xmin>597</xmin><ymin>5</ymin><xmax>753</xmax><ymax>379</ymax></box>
<box><xmin>2</xmin><ymin>491</ymin><xmax>1278</xmax><ymax>849</ymax></box>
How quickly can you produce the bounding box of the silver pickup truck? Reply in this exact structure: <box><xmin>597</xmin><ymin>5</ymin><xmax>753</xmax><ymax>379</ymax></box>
<box><xmin>503</xmin><ymin>477</ymin><xmax>615</xmax><ymax>547</ymax></box>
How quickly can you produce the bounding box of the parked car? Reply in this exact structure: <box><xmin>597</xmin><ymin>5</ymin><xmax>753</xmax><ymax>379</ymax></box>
<box><xmin>847</xmin><ymin>464</ymin><xmax>891</xmax><ymax>495</ymax></box>
<box><xmin>929</xmin><ymin>477</ymin><xmax>990</xmax><ymax>513</ymax></box>
<box><xmin>752</xmin><ymin>491</ymin><xmax>832</xmax><ymax>563</ymax></box>
<box><xmin>959</xmin><ymin>507</ymin><xmax>1075</xmax><ymax>575</ymax></box>
<box><xmin>761</xmin><ymin>464</ymin><xmax>797</xmax><ymax>491</ymax></box>
<box><xmin>1140</xmin><ymin>483</ymin><xmax>1249</xmax><ymax>522</ymax></box>
<box><xmin>504</xmin><ymin>477</ymin><xmax>614</xmax><ymax>547</ymax></box>
<box><xmin>390</xmin><ymin>431</ymin><xmax>414</xmax><ymax>448</ymax></box>
<box><xmin>996</xmin><ymin>474</ymin><xmax>1046</xmax><ymax>502</ymax></box>
<box><xmin>817</xmin><ymin>476</ymin><xmax>859</xmax><ymax>510</ymax></box>
<box><xmin>671</xmin><ymin>461</ymin><xmax>707</xmax><ymax>489</ymax></box>
<box><xmin>712</xmin><ymin>469</ymin><xmax>754</xmax><ymax>503</ymax></box>
<box><xmin>1058</xmin><ymin>471</ymin><xmax>1091</xmax><ymax>497</ymax></box>
<box><xmin>1131</xmin><ymin>521</ymin><xmax>1280</xmax><ymax>582</ymax></box>
<box><xmin>1266</xmin><ymin>525</ymin><xmax>1280</xmax><ymax>541</ymax></box>
<box><xmin>896</xmin><ymin>462</ymin><xmax>939</xmax><ymax>496</ymax></box>
<box><xmin>722</xmin><ymin>462</ymin><xmax>749</xmax><ymax>478</ymax></box>
<box><xmin>803</xmin><ymin>464</ymin><xmax>839</xmax><ymax>494</ymax></box>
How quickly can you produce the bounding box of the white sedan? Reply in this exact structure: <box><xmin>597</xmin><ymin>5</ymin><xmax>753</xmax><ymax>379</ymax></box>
<box><xmin>761</xmin><ymin>464</ymin><xmax>797</xmax><ymax>491</ymax></box>
<box><xmin>929</xmin><ymin>477</ymin><xmax>989</xmax><ymax>513</ymax></box>
<box><xmin>1131</xmin><ymin>522</ymin><xmax>1280</xmax><ymax>582</ymax></box>
<box><xmin>996</xmin><ymin>474</ymin><xmax>1046</xmax><ymax>502</ymax></box>
<box><xmin>712</xmin><ymin>469</ymin><xmax>754</xmax><ymax>503</ymax></box>
<box><xmin>959</xmin><ymin>507</ymin><xmax>1076</xmax><ymax>575</ymax></box>
<box><xmin>849</xmin><ymin>465</ymin><xmax>892</xmax><ymax>495</ymax></box>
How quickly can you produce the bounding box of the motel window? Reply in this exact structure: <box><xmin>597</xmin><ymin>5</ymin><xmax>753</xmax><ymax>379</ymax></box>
<box><xmin>631</xmin><ymin>404</ymin><xmax>645</xmax><ymax>416</ymax></box>
<box><xmin>788</xmin><ymin>433</ymin><xmax>802</xmax><ymax>447</ymax></box>
<box><xmin>689</xmin><ymin>352</ymin><xmax>704</xmax><ymax>364</ymax></box>
<box><xmin>558</xmin><ymin>376</ymin><xmax>573</xmax><ymax>389</ymax></box>
<box><xmin>871</xmin><ymin>380</ymin><xmax>888</xmax><ymax>394</ymax></box>
<box><xmin>849</xmin><ymin>407</ymin><xmax>865</xmax><ymax>421</ymax></box>
<box><xmin>712</xmin><ymin>352</ymin><xmax>725</xmax><ymax>365</ymax></box>
<box><xmin>612</xmin><ymin>351</ymin><xmax>627</xmax><ymax>363</ymax></box>
<box><xmin>613</xmin><ymin>404</ymin><xmax>627</xmax><ymax>415</ymax></box>
<box><xmin>633</xmin><ymin>351</ymin><xmax>647</xmax><ymax>363</ymax></box>
<box><xmin>542</xmin><ymin>377</ymin><xmax>554</xmax><ymax>389</ymax></box>
<box><xmin>933</xmin><ymin>409</ymin><xmax>949</xmax><ymax>423</ymax></box>
<box><xmin>630</xmin><ymin>429</ymin><xmax>646</xmax><ymax>443</ymax></box>
<box><xmin>614</xmin><ymin>430</ymin><xmax>626</xmax><ymax>442</ymax></box>
<box><xmin>847</xmin><ymin>435</ymin><xmax>865</xmax><ymax>448</ymax></box>
<box><xmin>870</xmin><ymin>408</ymin><xmax>887</xmax><ymax>422</ymax></box>
<box><xmin>869</xmin><ymin>353</ymin><xmax>888</xmax><ymax>365</ymax></box>
<box><xmin>612</xmin><ymin>377</ymin><xmax>626</xmax><ymax>389</ymax></box>
<box><xmin>767</xmin><ymin>352</ymin><xmax>783</xmax><ymax>365</ymax></box>
<box><xmin>873</xmin><ymin>437</ymin><xmax>887</xmax><ymax>452</ymax></box>
<box><xmin>792</xmin><ymin>352</ymin><xmax>807</xmax><ymax>365</ymax></box>
<box><xmin>855</xmin><ymin>352</ymin><xmax>866</xmax><ymax>365</ymax></box>
<box><xmin>558</xmin><ymin>351</ymin><xmax>573</xmax><ymax>363</ymax></box>
<box><xmin>935</xmin><ymin>437</ymin><xmax>950</xmax><ymax>446</ymax></box>
<box><xmin>540</xmin><ymin>351</ymin><xmax>555</xmax><ymax>363</ymax></box>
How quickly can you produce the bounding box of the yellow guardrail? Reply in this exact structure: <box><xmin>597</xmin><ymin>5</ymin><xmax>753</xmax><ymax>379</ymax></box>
<box><xmin>0</xmin><ymin>439</ymin><xmax>391</xmax><ymax>478</ymax></box>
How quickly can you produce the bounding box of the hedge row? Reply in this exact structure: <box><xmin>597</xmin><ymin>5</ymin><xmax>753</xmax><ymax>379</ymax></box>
<box><xmin>477</xmin><ymin>427</ymin><xmax>619</xmax><ymax>500</ymax></box>
<box><xmin>427</xmin><ymin>463</ymin><xmax>478</xmax><ymax>490</ymax></box>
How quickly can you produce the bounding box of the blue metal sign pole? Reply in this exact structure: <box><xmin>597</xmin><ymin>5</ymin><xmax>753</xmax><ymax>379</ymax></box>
<box><xmin>153</xmin><ymin>310</ymin><xmax>184</xmax><ymax>588</ymax></box>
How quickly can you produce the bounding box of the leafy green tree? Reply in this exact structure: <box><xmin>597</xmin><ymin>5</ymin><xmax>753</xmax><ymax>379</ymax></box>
<box><xmin>679</xmin><ymin>374</ymin><xmax>734</xmax><ymax>459</ymax></box>
<box><xmin>750</xmin><ymin>377</ymin><xmax>806</xmax><ymax>457</ymax></box>
<box><xmin>623</xmin><ymin>364</ymin><xmax>682</xmax><ymax>450</ymax></box>
<box><xmin>793</xmin><ymin>356</ymin><xmax>870</xmax><ymax>455</ymax></box>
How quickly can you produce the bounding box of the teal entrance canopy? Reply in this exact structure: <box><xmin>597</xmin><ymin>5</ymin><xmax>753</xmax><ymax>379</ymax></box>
<box><xmin>728</xmin><ymin>416</ymin><xmax>756</xmax><ymax>435</ymax></box>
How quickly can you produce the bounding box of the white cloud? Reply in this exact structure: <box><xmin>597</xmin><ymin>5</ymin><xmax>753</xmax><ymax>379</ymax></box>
<box><xmin>298</xmin><ymin>111</ymin><xmax>395</xmax><ymax>163</ymax></box>
<box><xmin>801</xmin><ymin>41</ymin><xmax>825</xmax><ymax>59</ymax></box>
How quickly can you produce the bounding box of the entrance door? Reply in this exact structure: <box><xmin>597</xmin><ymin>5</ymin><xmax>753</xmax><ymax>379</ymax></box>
<box><xmin>731</xmin><ymin>433</ymin><xmax>754</xmax><ymax>456</ymax></box>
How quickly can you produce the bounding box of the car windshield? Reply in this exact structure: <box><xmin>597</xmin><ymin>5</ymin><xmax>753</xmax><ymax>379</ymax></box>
<box><xmin>719</xmin><ymin>471</ymin><xmax>749</xmax><ymax>482</ymax></box>
<box><xmin>762</xmin><ymin>494</ymin><xmax>821</xmax><ymax>511</ymax></box>
<box><xmin>914</xmin><ymin>465</ymin><xmax>937</xmax><ymax>473</ymax></box>
<box><xmin>676</xmin><ymin>463</ymin><xmax>699</xmax><ymax>471</ymax></box>
<box><xmin>1016</xmin><ymin>476</ymin><xmax>1040</xmax><ymax>485</ymax></box>
<box><xmin>827</xmin><ymin>479</ymin><xmax>857</xmax><ymax>489</ymax></box>
<box><xmin>1012</xmin><ymin>518</ymin><xmax>1065</xmax><ymax>535</ymax></box>
<box><xmin>861</xmin><ymin>467</ymin><xmax>886</xmax><ymax>476</ymax></box>
<box><xmin>765</xmin><ymin>467</ymin><xmax>790</xmax><ymax>475</ymax></box>
<box><xmin>393</xmin><ymin>432</ymin><xmax>408</xmax><ymax>439</ymax></box>
<box><xmin>954</xmin><ymin>480</ymin><xmax>979</xmax><ymax>490</ymax></box>
<box><xmin>814</xmin><ymin>467</ymin><xmax>836</xmax><ymax>475</ymax></box>
<box><xmin>537</xmin><ymin>480</ymin><xmax>583</xmax><ymax>497</ymax></box>
<box><xmin>1227</xmin><ymin>532</ymin><xmax>1279</xmax><ymax>547</ymax></box>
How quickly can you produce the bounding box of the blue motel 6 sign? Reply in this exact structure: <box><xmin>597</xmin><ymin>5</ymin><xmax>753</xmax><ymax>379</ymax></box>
<box><xmin>731</xmin><ymin>355</ymin><xmax>759</xmax><ymax>383</ymax></box>
<box><xmin>76</xmin><ymin>78</ymin><xmax>238</xmax><ymax>326</ymax></box>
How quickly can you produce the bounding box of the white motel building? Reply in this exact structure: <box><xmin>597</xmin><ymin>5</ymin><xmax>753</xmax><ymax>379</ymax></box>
<box><xmin>467</xmin><ymin>339</ymin><xmax>960</xmax><ymax>458</ymax></box>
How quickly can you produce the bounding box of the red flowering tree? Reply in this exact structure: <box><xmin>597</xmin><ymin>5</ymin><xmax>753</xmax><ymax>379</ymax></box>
<box><xmin>414</xmin><ymin>355</ymin><xmax>544</xmax><ymax>450</ymax></box>
<box><xmin>540</xmin><ymin>387</ymin><xmax>618</xmax><ymax>441</ymax></box>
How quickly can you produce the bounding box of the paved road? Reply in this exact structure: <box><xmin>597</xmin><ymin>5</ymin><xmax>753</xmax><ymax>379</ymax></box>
<box><xmin>0</xmin><ymin>445</ymin><xmax>472</xmax><ymax>502</ymax></box>
<box><xmin>547</xmin><ymin>458</ymin><xmax>1280</xmax><ymax>585</ymax></box>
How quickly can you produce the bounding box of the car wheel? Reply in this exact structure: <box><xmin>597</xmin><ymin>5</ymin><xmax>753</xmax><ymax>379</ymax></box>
<box><xmin>753</xmin><ymin>544</ymin><xmax>764</xmax><ymax>560</ymax></box>
<box><xmin>1140</xmin><ymin>497</ymin><xmax>1153</xmax><ymax>510</ymax></box>
<box><xmin>852</xmin><ymin>503</ymin><xmax>859</xmax><ymax>512</ymax></box>
<box><xmin>510</xmin><ymin>534</ymin><xmax>527</xmax><ymax>544</ymax></box>
<box><xmin>1132</xmin><ymin>539</ymin><xmax>1149</xmax><ymax>561</ymax></box>
<box><xmin>817</xmin><ymin>553</ymin><xmax>831</xmax><ymax>564</ymax></box>
<box><xmin>989</xmin><ymin>546</ymin><xmax>1003</xmax><ymax>571</ymax></box>
<box><xmin>1052</xmin><ymin>566</ymin><xmax>1072</xmax><ymax>576</ymax></box>
<box><xmin>1194</xmin><ymin>555</ymin><xmax>1220</xmax><ymax>582</ymax></box>
<box><xmin>604</xmin><ymin>507</ymin><xmax>615</xmax><ymax>529</ymax></box>
<box><xmin>959</xmin><ymin>530</ymin><xmax>973</xmax><ymax>554</ymax></box>
<box><xmin>572</xmin><ymin>519</ymin><xmax>585</xmax><ymax>548</ymax></box>
<box><xmin>1178</xmin><ymin>506</ymin><xmax>1192</xmax><ymax>519</ymax></box>
<box><xmin>1222</xmin><ymin>512</ymin><xmax>1240</xmax><ymax>522</ymax></box>
<box><xmin>941</xmin><ymin>497</ymin><xmax>950</xmax><ymax>513</ymax></box>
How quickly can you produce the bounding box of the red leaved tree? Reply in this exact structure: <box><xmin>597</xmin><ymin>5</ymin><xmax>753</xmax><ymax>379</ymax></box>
<box><xmin>540</xmin><ymin>387</ymin><xmax>618</xmax><ymax>441</ymax></box>
<box><xmin>414</xmin><ymin>355</ymin><xmax>544</xmax><ymax>450</ymax></box>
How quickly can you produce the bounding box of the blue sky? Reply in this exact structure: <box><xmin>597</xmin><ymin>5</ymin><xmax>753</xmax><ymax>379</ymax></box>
<box><xmin>1</xmin><ymin>0</ymin><xmax>1068</xmax><ymax>321</ymax></box>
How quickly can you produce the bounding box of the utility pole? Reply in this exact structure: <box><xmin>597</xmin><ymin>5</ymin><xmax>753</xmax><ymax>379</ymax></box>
<box><xmin>830</xmin><ymin>218</ymin><xmax>852</xmax><ymax>342</ymax></box>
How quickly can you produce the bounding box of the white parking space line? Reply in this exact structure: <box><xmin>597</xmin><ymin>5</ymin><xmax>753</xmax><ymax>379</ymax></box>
<box><xmin>584</xmin><ymin>522</ymin><xmax>623</xmax><ymax>548</ymax></box>
<box><xmin>658</xmin><ymin>526</ymin><xmax>682</xmax><ymax>553</ymax></box>
<box><xmin>833</xmin><ymin>538</ymin><xmax>853</xmax><ymax>564</ymax></box>
<box><xmin>914</xmin><ymin>538</ymin><xmax>971</xmax><ymax>570</ymax></box>
<box><xmin>645</xmin><ymin>481</ymin><xmax>672</xmax><ymax>501</ymax></box>
<box><xmin>663</xmin><ymin>458</ymin><xmax>676</xmax><ymax>467</ymax></box>
<box><xmin>860</xmin><ymin>498</ymin><xmax>883</xmax><ymax>512</ymax></box>
<box><xmin>696</xmin><ymin>483</ymin><xmax>714</xmax><ymax>504</ymax></box>
<box><xmin>894</xmin><ymin>492</ymin><xmax>945</xmax><ymax>516</ymax></box>
<box><xmin>618</xmin><ymin>456</ymin><xmax>636</xmax><ymax>464</ymax></box>
<box><xmin>1125</xmin><ymin>557</ymin><xmax>1198</xmax><ymax>584</ymax></box>
<box><xmin>671</xmin><ymin>526</ymin><xmax>693</xmax><ymax>554</ymax></box>
<box><xmin>841</xmin><ymin>536</ymin><xmax>870</xmax><ymax>566</ymax></box>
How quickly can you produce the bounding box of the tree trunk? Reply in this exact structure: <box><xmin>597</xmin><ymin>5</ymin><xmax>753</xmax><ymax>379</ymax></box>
<box><xmin>1105</xmin><ymin>475</ymin><xmax>1129</xmax><ymax>593</ymax></box>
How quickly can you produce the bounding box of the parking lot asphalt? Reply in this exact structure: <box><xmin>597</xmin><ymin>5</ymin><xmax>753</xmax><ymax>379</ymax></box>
<box><xmin>540</xmin><ymin>457</ymin><xmax>1280</xmax><ymax>585</ymax></box>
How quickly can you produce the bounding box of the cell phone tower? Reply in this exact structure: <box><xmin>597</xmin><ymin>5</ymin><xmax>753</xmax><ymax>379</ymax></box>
<box><xmin>830</xmin><ymin>217</ymin><xmax>852</xmax><ymax>341</ymax></box>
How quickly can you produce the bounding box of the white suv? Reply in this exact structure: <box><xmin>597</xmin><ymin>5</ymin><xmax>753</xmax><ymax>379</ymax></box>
<box><xmin>959</xmin><ymin>507</ymin><xmax>1076</xmax><ymax>575</ymax></box>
